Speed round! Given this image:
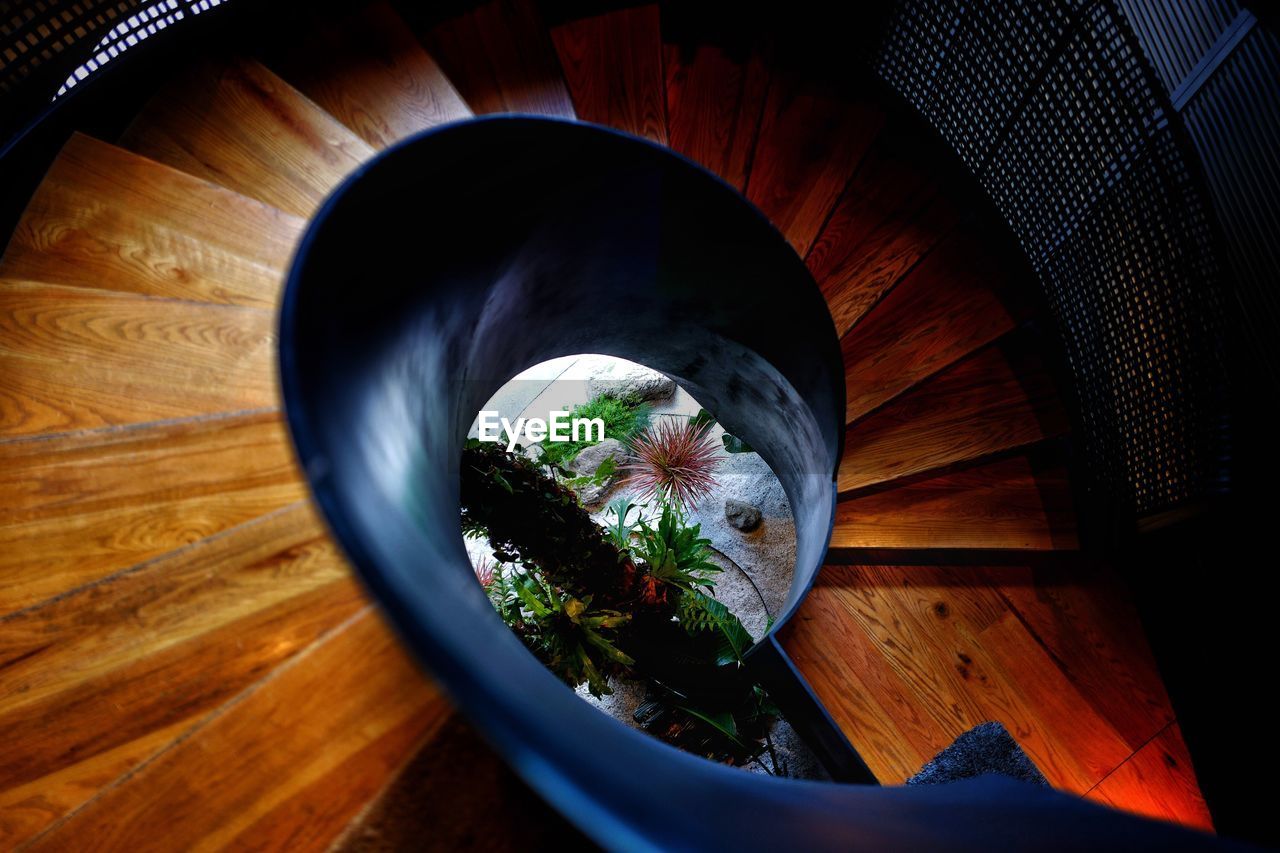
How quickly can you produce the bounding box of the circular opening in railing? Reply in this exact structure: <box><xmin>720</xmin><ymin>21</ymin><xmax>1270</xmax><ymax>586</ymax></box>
<box><xmin>280</xmin><ymin>116</ymin><xmax>845</xmax><ymax>835</ymax></box>
<box><xmin>464</xmin><ymin>353</ymin><xmax>820</xmax><ymax>775</ymax></box>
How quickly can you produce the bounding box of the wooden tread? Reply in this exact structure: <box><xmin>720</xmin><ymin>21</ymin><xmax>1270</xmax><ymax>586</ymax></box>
<box><xmin>409</xmin><ymin>0</ymin><xmax>576</xmax><ymax>118</ymax></box>
<box><xmin>23</xmin><ymin>606</ymin><xmax>449</xmax><ymax>851</ymax></box>
<box><xmin>841</xmin><ymin>229</ymin><xmax>1027</xmax><ymax>424</ymax></box>
<box><xmin>838</xmin><ymin>335</ymin><xmax>1068</xmax><ymax>496</ymax></box>
<box><xmin>263</xmin><ymin>1</ymin><xmax>471</xmax><ymax>149</ymax></box>
<box><xmin>1090</xmin><ymin>723</ymin><xmax>1214</xmax><ymax>832</ymax></box>
<box><xmin>807</xmin><ymin>129</ymin><xmax>960</xmax><ymax>339</ymax></box>
<box><xmin>830</xmin><ymin>454</ymin><xmax>1077</xmax><ymax>552</ymax></box>
<box><xmin>0</xmin><ymin>410</ymin><xmax>306</xmax><ymax>613</ymax></box>
<box><xmin>0</xmin><ymin>280</ymin><xmax>277</xmax><ymax>438</ymax></box>
<box><xmin>779</xmin><ymin>560</ymin><xmax>1204</xmax><ymax>825</ymax></box>
<box><xmin>120</xmin><ymin>57</ymin><xmax>375</xmax><ymax>218</ymax></box>
<box><xmin>550</xmin><ymin>6</ymin><xmax>667</xmax><ymax>143</ymax></box>
<box><xmin>663</xmin><ymin>34</ymin><xmax>769</xmax><ymax>191</ymax></box>
<box><xmin>0</xmin><ymin>502</ymin><xmax>365</xmax><ymax>847</ymax></box>
<box><xmin>334</xmin><ymin>713</ymin><xmax>591</xmax><ymax>851</ymax></box>
<box><xmin>746</xmin><ymin>74</ymin><xmax>883</xmax><ymax>256</ymax></box>
<box><xmin>0</xmin><ymin>133</ymin><xmax>302</xmax><ymax>309</ymax></box>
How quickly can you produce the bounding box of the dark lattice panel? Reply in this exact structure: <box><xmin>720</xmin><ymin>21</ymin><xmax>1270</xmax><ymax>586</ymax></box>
<box><xmin>0</xmin><ymin>0</ymin><xmax>225</xmax><ymax>137</ymax></box>
<box><xmin>983</xmin><ymin>2</ymin><xmax>1163</xmax><ymax>260</ymax></box>
<box><xmin>1041</xmin><ymin>131</ymin><xmax>1226</xmax><ymax>512</ymax></box>
<box><xmin>875</xmin><ymin>0</ymin><xmax>1231</xmax><ymax>519</ymax></box>
<box><xmin>927</xmin><ymin>0</ymin><xmax>1078</xmax><ymax>171</ymax></box>
<box><xmin>53</xmin><ymin>0</ymin><xmax>226</xmax><ymax>97</ymax></box>
<box><xmin>3</xmin><ymin>0</ymin><xmax>138</xmax><ymax>96</ymax></box>
<box><xmin>874</xmin><ymin>0</ymin><xmax>963</xmax><ymax>112</ymax></box>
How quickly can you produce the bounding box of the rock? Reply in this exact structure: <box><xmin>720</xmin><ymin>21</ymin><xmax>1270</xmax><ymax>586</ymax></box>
<box><xmin>568</xmin><ymin>438</ymin><xmax>627</xmax><ymax>507</ymax></box>
<box><xmin>724</xmin><ymin>498</ymin><xmax>762</xmax><ymax>532</ymax></box>
<box><xmin>586</xmin><ymin>361</ymin><xmax>676</xmax><ymax>402</ymax></box>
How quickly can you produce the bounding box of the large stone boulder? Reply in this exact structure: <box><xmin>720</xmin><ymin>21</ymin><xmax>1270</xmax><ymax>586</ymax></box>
<box><xmin>568</xmin><ymin>438</ymin><xmax>628</xmax><ymax>507</ymax></box>
<box><xmin>585</xmin><ymin>362</ymin><xmax>675</xmax><ymax>403</ymax></box>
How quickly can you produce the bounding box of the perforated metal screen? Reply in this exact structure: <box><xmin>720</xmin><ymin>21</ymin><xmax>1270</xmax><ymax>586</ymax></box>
<box><xmin>875</xmin><ymin>0</ymin><xmax>1231</xmax><ymax>520</ymax></box>
<box><xmin>0</xmin><ymin>0</ymin><xmax>226</xmax><ymax>139</ymax></box>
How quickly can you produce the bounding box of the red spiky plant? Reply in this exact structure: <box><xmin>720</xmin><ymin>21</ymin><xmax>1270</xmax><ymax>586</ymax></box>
<box><xmin>622</xmin><ymin>417</ymin><xmax>722</xmax><ymax>509</ymax></box>
<box><xmin>471</xmin><ymin>554</ymin><xmax>495</xmax><ymax>588</ymax></box>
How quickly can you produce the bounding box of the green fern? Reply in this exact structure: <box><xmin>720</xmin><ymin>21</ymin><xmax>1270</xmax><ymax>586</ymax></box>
<box><xmin>678</xmin><ymin>590</ymin><xmax>754</xmax><ymax>666</ymax></box>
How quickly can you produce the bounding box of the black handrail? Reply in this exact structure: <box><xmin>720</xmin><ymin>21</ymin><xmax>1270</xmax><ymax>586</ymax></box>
<box><xmin>278</xmin><ymin>116</ymin><xmax>1239</xmax><ymax>850</ymax></box>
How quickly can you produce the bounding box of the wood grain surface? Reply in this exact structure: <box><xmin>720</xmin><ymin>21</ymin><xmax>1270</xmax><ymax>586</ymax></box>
<box><xmin>664</xmin><ymin>38</ymin><xmax>768</xmax><ymax>191</ymax></box>
<box><xmin>831</xmin><ymin>454</ymin><xmax>1078</xmax><ymax>551</ymax></box>
<box><xmin>780</xmin><ymin>560</ymin><xmax>1209</xmax><ymax>828</ymax></box>
<box><xmin>24</xmin><ymin>607</ymin><xmax>447</xmax><ymax>852</ymax></box>
<box><xmin>0</xmin><ymin>134</ymin><xmax>303</xmax><ymax>309</ymax></box>
<box><xmin>551</xmin><ymin>6</ymin><xmax>667</xmax><ymax>143</ymax></box>
<box><xmin>410</xmin><ymin>0</ymin><xmax>576</xmax><ymax>118</ymax></box>
<box><xmin>840</xmin><ymin>229</ymin><xmax>1025</xmax><ymax>424</ymax></box>
<box><xmin>746</xmin><ymin>74</ymin><xmax>883</xmax><ymax>255</ymax></box>
<box><xmin>0</xmin><ymin>410</ymin><xmax>306</xmax><ymax>613</ymax></box>
<box><xmin>838</xmin><ymin>336</ymin><xmax>1068</xmax><ymax>495</ymax></box>
<box><xmin>1090</xmin><ymin>723</ymin><xmax>1214</xmax><ymax>832</ymax></box>
<box><xmin>0</xmin><ymin>503</ymin><xmax>366</xmax><ymax>847</ymax></box>
<box><xmin>120</xmin><ymin>57</ymin><xmax>374</xmax><ymax>217</ymax></box>
<box><xmin>264</xmin><ymin>1</ymin><xmax>471</xmax><ymax>149</ymax></box>
<box><xmin>808</xmin><ymin>130</ymin><xmax>960</xmax><ymax>338</ymax></box>
<box><xmin>0</xmin><ymin>281</ymin><xmax>277</xmax><ymax>438</ymax></box>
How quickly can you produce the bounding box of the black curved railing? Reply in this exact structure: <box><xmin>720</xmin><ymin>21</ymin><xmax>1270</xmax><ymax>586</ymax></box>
<box><xmin>279</xmin><ymin>115</ymin><xmax>1235</xmax><ymax>850</ymax></box>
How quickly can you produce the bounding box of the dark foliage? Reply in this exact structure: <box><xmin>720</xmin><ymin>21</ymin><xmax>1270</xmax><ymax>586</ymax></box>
<box><xmin>461</xmin><ymin>440</ymin><xmax>637</xmax><ymax>609</ymax></box>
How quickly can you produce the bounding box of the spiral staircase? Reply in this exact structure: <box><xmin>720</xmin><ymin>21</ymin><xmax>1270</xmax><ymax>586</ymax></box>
<box><xmin>0</xmin><ymin>0</ymin><xmax>1260</xmax><ymax>848</ymax></box>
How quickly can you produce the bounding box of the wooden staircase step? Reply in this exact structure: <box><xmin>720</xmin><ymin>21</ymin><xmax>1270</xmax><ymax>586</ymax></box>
<box><xmin>807</xmin><ymin>128</ymin><xmax>961</xmax><ymax>339</ymax></box>
<box><xmin>24</xmin><ymin>607</ymin><xmax>449</xmax><ymax>852</ymax></box>
<box><xmin>0</xmin><ymin>502</ymin><xmax>365</xmax><ymax>847</ymax></box>
<box><xmin>1087</xmin><ymin>723</ymin><xmax>1214</xmax><ymax>832</ymax></box>
<box><xmin>777</xmin><ymin>578</ymin><xmax>946</xmax><ymax>782</ymax></box>
<box><xmin>0</xmin><ymin>410</ymin><xmax>307</xmax><ymax>612</ymax></box>
<box><xmin>841</xmin><ymin>229</ymin><xmax>1026</xmax><ymax>424</ymax></box>
<box><xmin>0</xmin><ymin>280</ymin><xmax>277</xmax><ymax>439</ymax></box>
<box><xmin>830</xmin><ymin>454</ymin><xmax>1078</xmax><ymax>552</ymax></box>
<box><xmin>746</xmin><ymin>74</ymin><xmax>883</xmax><ymax>256</ymax></box>
<box><xmin>983</xmin><ymin>562</ymin><xmax>1176</xmax><ymax>750</ymax></box>
<box><xmin>407</xmin><ymin>0</ymin><xmax>576</xmax><ymax>118</ymax></box>
<box><xmin>263</xmin><ymin>1</ymin><xmax>471</xmax><ymax>149</ymax></box>
<box><xmin>0</xmin><ymin>133</ymin><xmax>303</xmax><ymax>309</ymax></box>
<box><xmin>837</xmin><ymin>335</ymin><xmax>1068</xmax><ymax>496</ymax></box>
<box><xmin>334</xmin><ymin>713</ymin><xmax>590</xmax><ymax>851</ymax></box>
<box><xmin>120</xmin><ymin>56</ymin><xmax>375</xmax><ymax>218</ymax></box>
<box><xmin>779</xmin><ymin>563</ymin><xmax>1144</xmax><ymax>792</ymax></box>
<box><xmin>663</xmin><ymin>25</ymin><xmax>769</xmax><ymax>191</ymax></box>
<box><xmin>550</xmin><ymin>5</ymin><xmax>667</xmax><ymax>143</ymax></box>
<box><xmin>0</xmin><ymin>717</ymin><xmax>194</xmax><ymax>848</ymax></box>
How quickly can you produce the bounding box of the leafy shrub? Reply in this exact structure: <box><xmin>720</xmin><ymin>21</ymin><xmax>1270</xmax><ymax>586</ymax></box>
<box><xmin>628</xmin><ymin>501</ymin><xmax>721</xmax><ymax>606</ymax></box>
<box><xmin>507</xmin><ymin>571</ymin><xmax>634</xmax><ymax>697</ymax></box>
<box><xmin>461</xmin><ymin>439</ymin><xmax>636</xmax><ymax>607</ymax></box>
<box><xmin>538</xmin><ymin>393</ymin><xmax>649</xmax><ymax>468</ymax></box>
